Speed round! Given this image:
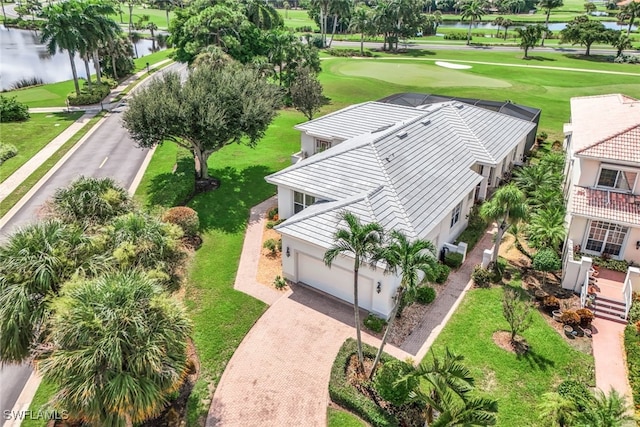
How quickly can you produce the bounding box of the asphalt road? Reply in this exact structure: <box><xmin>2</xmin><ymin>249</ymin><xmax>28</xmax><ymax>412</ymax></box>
<box><xmin>0</xmin><ymin>62</ymin><xmax>186</xmax><ymax>422</ymax></box>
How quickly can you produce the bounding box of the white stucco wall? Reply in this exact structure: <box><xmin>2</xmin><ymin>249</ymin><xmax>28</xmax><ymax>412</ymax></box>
<box><xmin>426</xmin><ymin>193</ymin><xmax>474</xmax><ymax>252</ymax></box>
<box><xmin>577</xmin><ymin>158</ymin><xmax>601</xmax><ymax>187</ymax></box>
<box><xmin>281</xmin><ymin>235</ymin><xmax>399</xmax><ymax>319</ymax></box>
<box><xmin>277</xmin><ymin>186</ymin><xmax>295</xmax><ymax>219</ymax></box>
<box><xmin>300</xmin><ymin>134</ymin><xmax>315</xmax><ymax>158</ymax></box>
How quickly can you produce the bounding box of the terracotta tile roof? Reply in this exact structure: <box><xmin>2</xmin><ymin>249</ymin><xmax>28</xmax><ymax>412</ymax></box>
<box><xmin>572</xmin><ymin>186</ymin><xmax>640</xmax><ymax>225</ymax></box>
<box><xmin>576</xmin><ymin>124</ymin><xmax>640</xmax><ymax>163</ymax></box>
<box><xmin>569</xmin><ymin>94</ymin><xmax>640</xmax><ymax>153</ymax></box>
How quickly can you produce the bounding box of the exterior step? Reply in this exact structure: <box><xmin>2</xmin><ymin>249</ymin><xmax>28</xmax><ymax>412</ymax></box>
<box><xmin>590</xmin><ymin>295</ymin><xmax>628</xmax><ymax>324</ymax></box>
<box><xmin>593</xmin><ymin>310</ymin><xmax>628</xmax><ymax>325</ymax></box>
<box><xmin>594</xmin><ymin>295</ymin><xmax>625</xmax><ymax>308</ymax></box>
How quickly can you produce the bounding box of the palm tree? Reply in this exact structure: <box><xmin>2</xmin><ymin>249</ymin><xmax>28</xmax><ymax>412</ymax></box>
<box><xmin>460</xmin><ymin>0</ymin><xmax>486</xmax><ymax>45</ymax></box>
<box><xmin>492</xmin><ymin>16</ymin><xmax>504</xmax><ymax>37</ymax></box>
<box><xmin>244</xmin><ymin>0</ymin><xmax>283</xmax><ymax>30</ymax></box>
<box><xmin>409</xmin><ymin>349</ymin><xmax>498</xmax><ymax>426</ymax></box>
<box><xmin>38</xmin><ymin>270</ymin><xmax>192</xmax><ymax>427</ymax></box>
<box><xmin>514</xmin><ymin>163</ymin><xmax>561</xmax><ymax>199</ymax></box>
<box><xmin>515</xmin><ymin>24</ymin><xmax>544</xmax><ymax>58</ymax></box>
<box><xmin>502</xmin><ymin>18</ymin><xmax>513</xmax><ymax>40</ymax></box>
<box><xmin>538</xmin><ymin>0</ymin><xmax>563</xmax><ymax>46</ymax></box>
<box><xmin>191</xmin><ymin>45</ymin><xmax>234</xmax><ymax>70</ymax></box>
<box><xmin>612</xmin><ymin>32</ymin><xmax>632</xmax><ymax>56</ymax></box>
<box><xmin>619</xmin><ymin>1</ymin><xmax>640</xmax><ymax>36</ymax></box>
<box><xmin>506</xmin><ymin>223</ymin><xmax>532</xmax><ymax>259</ymax></box>
<box><xmin>527</xmin><ymin>207</ymin><xmax>566</xmax><ymax>250</ymax></box>
<box><xmin>328</xmin><ymin>0</ymin><xmax>352</xmax><ymax>47</ymax></box>
<box><xmin>41</xmin><ymin>1</ymin><xmax>83</xmax><ymax>96</ymax></box>
<box><xmin>537</xmin><ymin>392</ymin><xmax>578</xmax><ymax>427</ymax></box>
<box><xmin>0</xmin><ymin>220</ymin><xmax>107</xmax><ymax>363</ymax></box>
<box><xmin>82</xmin><ymin>0</ymin><xmax>119</xmax><ymax>85</ymax></box>
<box><xmin>1</xmin><ymin>0</ymin><xmax>7</xmax><ymax>23</ymax></box>
<box><xmin>480</xmin><ymin>183</ymin><xmax>528</xmax><ymax>264</ymax></box>
<box><xmin>369</xmin><ymin>231</ymin><xmax>438</xmax><ymax>379</ymax></box>
<box><xmin>324</xmin><ymin>211</ymin><xmax>384</xmax><ymax>374</ymax></box>
<box><xmin>312</xmin><ymin>0</ymin><xmax>331</xmax><ymax>46</ymax></box>
<box><xmin>348</xmin><ymin>5</ymin><xmax>372</xmax><ymax>55</ymax></box>
<box><xmin>432</xmin><ymin>10</ymin><xmax>443</xmax><ymax>34</ymax></box>
<box><xmin>576</xmin><ymin>389</ymin><xmax>636</xmax><ymax>426</ymax></box>
<box><xmin>52</xmin><ymin>176</ymin><xmax>133</xmax><ymax>226</ymax></box>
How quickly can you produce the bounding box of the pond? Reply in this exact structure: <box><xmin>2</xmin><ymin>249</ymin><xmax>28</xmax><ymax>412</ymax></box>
<box><xmin>0</xmin><ymin>26</ymin><xmax>164</xmax><ymax>91</ymax></box>
<box><xmin>438</xmin><ymin>20</ymin><xmax>636</xmax><ymax>32</ymax></box>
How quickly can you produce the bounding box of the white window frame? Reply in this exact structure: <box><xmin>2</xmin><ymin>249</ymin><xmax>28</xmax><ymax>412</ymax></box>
<box><xmin>582</xmin><ymin>220</ymin><xmax>629</xmax><ymax>259</ymax></box>
<box><xmin>315</xmin><ymin>139</ymin><xmax>332</xmax><ymax>153</ymax></box>
<box><xmin>293</xmin><ymin>191</ymin><xmax>316</xmax><ymax>214</ymax></box>
<box><xmin>450</xmin><ymin>201</ymin><xmax>463</xmax><ymax>228</ymax></box>
<box><xmin>595</xmin><ymin>165</ymin><xmax>638</xmax><ymax>193</ymax></box>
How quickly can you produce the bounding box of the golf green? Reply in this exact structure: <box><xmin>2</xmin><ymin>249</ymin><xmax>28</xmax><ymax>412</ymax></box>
<box><xmin>333</xmin><ymin>60</ymin><xmax>512</xmax><ymax>88</ymax></box>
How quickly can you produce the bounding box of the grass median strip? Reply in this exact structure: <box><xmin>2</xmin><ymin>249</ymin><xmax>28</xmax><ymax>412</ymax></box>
<box><xmin>0</xmin><ymin>112</ymin><xmax>106</xmax><ymax>219</ymax></box>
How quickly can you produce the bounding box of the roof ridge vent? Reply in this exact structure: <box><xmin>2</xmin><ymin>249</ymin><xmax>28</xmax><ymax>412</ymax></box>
<box><xmin>456</xmin><ymin>104</ymin><xmax>464</xmax><ymax>109</ymax></box>
<box><xmin>396</xmin><ymin>131</ymin><xmax>408</xmax><ymax>139</ymax></box>
<box><xmin>421</xmin><ymin>119</ymin><xmax>431</xmax><ymax>126</ymax></box>
<box><xmin>372</xmin><ymin>124</ymin><xmax>394</xmax><ymax>133</ymax></box>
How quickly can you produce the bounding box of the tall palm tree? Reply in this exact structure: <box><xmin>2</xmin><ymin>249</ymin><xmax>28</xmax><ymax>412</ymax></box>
<box><xmin>460</xmin><ymin>0</ymin><xmax>486</xmax><ymax>45</ymax></box>
<box><xmin>576</xmin><ymin>389</ymin><xmax>636</xmax><ymax>426</ymax></box>
<box><xmin>528</xmin><ymin>207</ymin><xmax>566</xmax><ymax>250</ymax></box>
<box><xmin>0</xmin><ymin>220</ymin><xmax>107</xmax><ymax>363</ymax></box>
<box><xmin>312</xmin><ymin>0</ymin><xmax>331</xmax><ymax>46</ymax></box>
<box><xmin>514</xmin><ymin>163</ymin><xmax>561</xmax><ymax>199</ymax></box>
<box><xmin>432</xmin><ymin>10</ymin><xmax>443</xmax><ymax>33</ymax></box>
<box><xmin>369</xmin><ymin>231</ymin><xmax>438</xmax><ymax>379</ymax></box>
<box><xmin>41</xmin><ymin>1</ymin><xmax>83</xmax><ymax>96</ymax></box>
<box><xmin>480</xmin><ymin>183</ymin><xmax>528</xmax><ymax>264</ymax></box>
<box><xmin>38</xmin><ymin>270</ymin><xmax>192</xmax><ymax>427</ymax></box>
<box><xmin>348</xmin><ymin>5</ymin><xmax>372</xmax><ymax>55</ymax></box>
<box><xmin>82</xmin><ymin>0</ymin><xmax>119</xmax><ymax>85</ymax></box>
<box><xmin>328</xmin><ymin>0</ymin><xmax>352</xmax><ymax>47</ymax></box>
<box><xmin>619</xmin><ymin>1</ymin><xmax>640</xmax><ymax>36</ymax></box>
<box><xmin>538</xmin><ymin>0</ymin><xmax>563</xmax><ymax>46</ymax></box>
<box><xmin>492</xmin><ymin>16</ymin><xmax>504</xmax><ymax>37</ymax></box>
<box><xmin>324</xmin><ymin>211</ymin><xmax>384</xmax><ymax>374</ymax></box>
<box><xmin>409</xmin><ymin>349</ymin><xmax>498</xmax><ymax>426</ymax></box>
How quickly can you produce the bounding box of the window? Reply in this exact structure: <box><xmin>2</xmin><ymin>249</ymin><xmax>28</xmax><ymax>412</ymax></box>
<box><xmin>315</xmin><ymin>139</ymin><xmax>332</xmax><ymax>153</ymax></box>
<box><xmin>584</xmin><ymin>220</ymin><xmax>628</xmax><ymax>257</ymax></box>
<box><xmin>596</xmin><ymin>167</ymin><xmax>637</xmax><ymax>192</ymax></box>
<box><xmin>512</xmin><ymin>149</ymin><xmax>518</xmax><ymax>162</ymax></box>
<box><xmin>293</xmin><ymin>191</ymin><xmax>316</xmax><ymax>214</ymax></box>
<box><xmin>450</xmin><ymin>201</ymin><xmax>462</xmax><ymax>228</ymax></box>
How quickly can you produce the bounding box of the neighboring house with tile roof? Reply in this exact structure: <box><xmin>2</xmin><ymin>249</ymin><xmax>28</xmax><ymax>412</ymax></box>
<box><xmin>265</xmin><ymin>99</ymin><xmax>536</xmax><ymax>319</ymax></box>
<box><xmin>563</xmin><ymin>94</ymin><xmax>640</xmax><ymax>267</ymax></box>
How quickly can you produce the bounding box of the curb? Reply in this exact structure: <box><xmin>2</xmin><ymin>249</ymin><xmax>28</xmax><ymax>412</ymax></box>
<box><xmin>128</xmin><ymin>145</ymin><xmax>157</xmax><ymax>195</ymax></box>
<box><xmin>2</xmin><ymin>371</ymin><xmax>42</xmax><ymax>427</ymax></box>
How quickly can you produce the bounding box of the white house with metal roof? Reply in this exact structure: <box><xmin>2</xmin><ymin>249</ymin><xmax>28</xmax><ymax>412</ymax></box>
<box><xmin>266</xmin><ymin>100</ymin><xmax>537</xmax><ymax>319</ymax></box>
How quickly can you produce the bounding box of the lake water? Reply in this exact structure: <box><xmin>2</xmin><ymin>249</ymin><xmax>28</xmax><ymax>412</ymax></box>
<box><xmin>0</xmin><ymin>27</ymin><xmax>162</xmax><ymax>91</ymax></box>
<box><xmin>439</xmin><ymin>20</ymin><xmax>635</xmax><ymax>32</ymax></box>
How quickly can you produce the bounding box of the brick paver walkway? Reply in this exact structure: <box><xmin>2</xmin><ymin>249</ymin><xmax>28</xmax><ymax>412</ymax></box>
<box><xmin>207</xmin><ymin>200</ymin><xmax>496</xmax><ymax>426</ymax></box>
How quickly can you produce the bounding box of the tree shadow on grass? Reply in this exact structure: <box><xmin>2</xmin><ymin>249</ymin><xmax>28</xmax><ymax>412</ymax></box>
<box><xmin>562</xmin><ymin>53</ymin><xmax>616</xmax><ymax>64</ymax></box>
<box><xmin>523</xmin><ymin>56</ymin><xmax>557</xmax><ymax>62</ymax></box>
<box><xmin>380</xmin><ymin>48</ymin><xmax>436</xmax><ymax>57</ymax></box>
<box><xmin>517</xmin><ymin>348</ymin><xmax>556</xmax><ymax>372</ymax></box>
<box><xmin>189</xmin><ymin>165</ymin><xmax>274</xmax><ymax>234</ymax></box>
<box><xmin>145</xmin><ymin>154</ymin><xmax>195</xmax><ymax>208</ymax></box>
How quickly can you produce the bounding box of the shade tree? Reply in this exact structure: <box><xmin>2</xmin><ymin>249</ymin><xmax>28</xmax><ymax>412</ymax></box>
<box><xmin>516</xmin><ymin>24</ymin><xmax>545</xmax><ymax>58</ymax></box>
<box><xmin>560</xmin><ymin>16</ymin><xmax>615</xmax><ymax>55</ymax></box>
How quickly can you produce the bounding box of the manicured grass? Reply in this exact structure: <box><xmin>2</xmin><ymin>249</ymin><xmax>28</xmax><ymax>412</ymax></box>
<box><xmin>0</xmin><ymin>112</ymin><xmax>83</xmax><ymax>183</ymax></box>
<box><xmin>319</xmin><ymin>54</ymin><xmax>640</xmax><ymax>140</ymax></box>
<box><xmin>134</xmin><ymin>48</ymin><xmax>175</xmax><ymax>71</ymax></box>
<box><xmin>21</xmin><ymin>380</ymin><xmax>58</xmax><ymax>427</ymax></box>
<box><xmin>0</xmin><ymin>112</ymin><xmax>106</xmax><ymax>219</ymax></box>
<box><xmin>327</xmin><ymin>407</ymin><xmax>367</xmax><ymax>427</ymax></box>
<box><xmin>110</xmin><ymin>6</ymin><xmax>171</xmax><ymax>30</ymax></box>
<box><xmin>135</xmin><ymin>110</ymin><xmax>303</xmax><ymax>424</ymax></box>
<box><xmin>277</xmin><ymin>8</ymin><xmax>317</xmax><ymax>29</ymax></box>
<box><xmin>425</xmin><ymin>281</ymin><xmax>594</xmax><ymax>426</ymax></box>
<box><xmin>6</xmin><ymin>80</ymin><xmax>77</xmax><ymax>108</ymax></box>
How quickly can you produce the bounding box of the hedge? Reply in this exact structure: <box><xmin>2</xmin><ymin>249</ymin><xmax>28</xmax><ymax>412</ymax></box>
<box><xmin>0</xmin><ymin>95</ymin><xmax>30</xmax><ymax>122</ymax></box>
<box><xmin>624</xmin><ymin>326</ymin><xmax>640</xmax><ymax>410</ymax></box>
<box><xmin>455</xmin><ymin>207</ymin><xmax>488</xmax><ymax>251</ymax></box>
<box><xmin>329</xmin><ymin>338</ymin><xmax>398</xmax><ymax>427</ymax></box>
<box><xmin>0</xmin><ymin>143</ymin><xmax>18</xmax><ymax>165</ymax></box>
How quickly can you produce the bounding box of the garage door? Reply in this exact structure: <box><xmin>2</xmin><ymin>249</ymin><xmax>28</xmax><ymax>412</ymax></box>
<box><xmin>298</xmin><ymin>253</ymin><xmax>373</xmax><ymax>311</ymax></box>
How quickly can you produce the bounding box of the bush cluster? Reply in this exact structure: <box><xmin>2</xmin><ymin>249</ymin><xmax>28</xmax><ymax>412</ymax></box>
<box><xmin>416</xmin><ymin>286</ymin><xmax>436</xmax><ymax>305</ymax></box>
<box><xmin>373</xmin><ymin>360</ymin><xmax>417</xmax><ymax>407</ymax></box>
<box><xmin>263</xmin><ymin>238</ymin><xmax>282</xmax><ymax>255</ymax></box>
<box><xmin>68</xmin><ymin>83</ymin><xmax>111</xmax><ymax>106</ymax></box>
<box><xmin>267</xmin><ymin>207</ymin><xmax>278</xmax><ymax>221</ymax></box>
<box><xmin>273</xmin><ymin>275</ymin><xmax>287</xmax><ymax>290</ymax></box>
<box><xmin>434</xmin><ymin>263</ymin><xmax>451</xmax><ymax>284</ymax></box>
<box><xmin>560</xmin><ymin>310</ymin><xmax>580</xmax><ymax>326</ymax></box>
<box><xmin>614</xmin><ymin>54</ymin><xmax>640</xmax><ymax>64</ymax></box>
<box><xmin>443</xmin><ymin>32</ymin><xmax>469</xmax><ymax>41</ymax></box>
<box><xmin>444</xmin><ymin>252</ymin><xmax>463</xmax><ymax>269</ymax></box>
<box><xmin>294</xmin><ymin>25</ymin><xmax>314</xmax><ymax>32</ymax></box>
<box><xmin>557</xmin><ymin>379</ymin><xmax>592</xmax><ymax>410</ymax></box>
<box><xmin>624</xmin><ymin>325</ymin><xmax>640</xmax><ymax>408</ymax></box>
<box><xmin>0</xmin><ymin>95</ymin><xmax>30</xmax><ymax>122</ymax></box>
<box><xmin>0</xmin><ymin>143</ymin><xmax>18</xmax><ymax>165</ymax></box>
<box><xmin>328</xmin><ymin>338</ymin><xmax>398</xmax><ymax>427</ymax></box>
<box><xmin>575</xmin><ymin>308</ymin><xmax>594</xmax><ymax>327</ymax></box>
<box><xmin>542</xmin><ymin>295</ymin><xmax>560</xmax><ymax>311</ymax></box>
<box><xmin>586</xmin><ymin>254</ymin><xmax>630</xmax><ymax>273</ymax></box>
<box><xmin>325</xmin><ymin>48</ymin><xmax>374</xmax><ymax>57</ymax></box>
<box><xmin>455</xmin><ymin>205</ymin><xmax>488</xmax><ymax>251</ymax></box>
<box><xmin>162</xmin><ymin>206</ymin><xmax>200</xmax><ymax>237</ymax></box>
<box><xmin>364</xmin><ymin>314</ymin><xmax>387</xmax><ymax>333</ymax></box>
<box><xmin>266</xmin><ymin>219</ymin><xmax>285</xmax><ymax>229</ymax></box>
<box><xmin>471</xmin><ymin>265</ymin><xmax>492</xmax><ymax>288</ymax></box>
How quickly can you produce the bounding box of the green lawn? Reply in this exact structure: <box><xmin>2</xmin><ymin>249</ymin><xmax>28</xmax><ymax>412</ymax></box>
<box><xmin>134</xmin><ymin>48</ymin><xmax>175</xmax><ymax>71</ymax></box>
<box><xmin>277</xmin><ymin>8</ymin><xmax>318</xmax><ymax>30</ymax></box>
<box><xmin>425</xmin><ymin>281</ymin><xmax>594</xmax><ymax>426</ymax></box>
<box><xmin>110</xmin><ymin>6</ymin><xmax>171</xmax><ymax>30</ymax></box>
<box><xmin>20</xmin><ymin>380</ymin><xmax>58</xmax><ymax>427</ymax></box>
<box><xmin>134</xmin><ymin>110</ymin><xmax>303</xmax><ymax>424</ymax></box>
<box><xmin>327</xmin><ymin>407</ymin><xmax>366</xmax><ymax>427</ymax></box>
<box><xmin>0</xmin><ymin>112</ymin><xmax>83</xmax><ymax>183</ymax></box>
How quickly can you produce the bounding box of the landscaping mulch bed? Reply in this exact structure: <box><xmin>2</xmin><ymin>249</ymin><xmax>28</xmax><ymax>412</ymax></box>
<box><xmin>492</xmin><ymin>330</ymin><xmax>529</xmax><ymax>355</ymax></box>
<box><xmin>256</xmin><ymin>223</ymin><xmax>284</xmax><ymax>288</ymax></box>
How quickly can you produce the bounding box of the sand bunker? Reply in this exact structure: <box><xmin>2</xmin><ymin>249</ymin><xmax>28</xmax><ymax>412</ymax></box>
<box><xmin>435</xmin><ymin>61</ymin><xmax>472</xmax><ymax>69</ymax></box>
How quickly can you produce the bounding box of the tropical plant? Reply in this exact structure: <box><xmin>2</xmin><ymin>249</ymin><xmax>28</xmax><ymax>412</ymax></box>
<box><xmin>0</xmin><ymin>95</ymin><xmax>30</xmax><ymax>122</ymax></box>
<box><xmin>122</xmin><ymin>63</ymin><xmax>282</xmax><ymax>184</ymax></box>
<box><xmin>348</xmin><ymin>5</ymin><xmax>372</xmax><ymax>56</ymax></box>
<box><xmin>324</xmin><ymin>211</ymin><xmax>384</xmax><ymax>374</ymax></box>
<box><xmin>619</xmin><ymin>0</ymin><xmax>640</xmax><ymax>35</ymax></box>
<box><xmin>0</xmin><ymin>220</ymin><xmax>107</xmax><ymax>363</ymax></box>
<box><xmin>244</xmin><ymin>0</ymin><xmax>283</xmax><ymax>29</ymax></box>
<box><xmin>370</xmin><ymin>230</ymin><xmax>438</xmax><ymax>378</ymax></box>
<box><xmin>527</xmin><ymin>207</ymin><xmax>566</xmax><ymax>250</ymax></box>
<box><xmin>575</xmin><ymin>389</ymin><xmax>636</xmax><ymax>426</ymax></box>
<box><xmin>537</xmin><ymin>392</ymin><xmax>578</xmax><ymax>427</ymax></box>
<box><xmin>80</xmin><ymin>0</ymin><xmax>120</xmax><ymax>86</ymax></box>
<box><xmin>480</xmin><ymin>183</ymin><xmax>528</xmax><ymax>264</ymax></box>
<box><xmin>162</xmin><ymin>206</ymin><xmax>200</xmax><ymax>237</ymax></box>
<box><xmin>311</xmin><ymin>0</ymin><xmax>331</xmax><ymax>46</ymax></box>
<box><xmin>492</xmin><ymin>16</ymin><xmax>504</xmax><ymax>37</ymax></box>
<box><xmin>612</xmin><ymin>33</ymin><xmax>632</xmax><ymax>56</ymax></box>
<box><xmin>51</xmin><ymin>176</ymin><xmax>133</xmax><ymax>225</ymax></box>
<box><xmin>38</xmin><ymin>270</ymin><xmax>192</xmax><ymax>427</ymax></box>
<box><xmin>515</xmin><ymin>24</ymin><xmax>545</xmax><ymax>58</ymax></box>
<box><xmin>502</xmin><ymin>18</ymin><xmax>513</xmax><ymax>40</ymax></box>
<box><xmin>460</xmin><ymin>0</ymin><xmax>486</xmax><ymax>45</ymax></box>
<box><xmin>190</xmin><ymin>45</ymin><xmax>234</xmax><ymax>70</ymax></box>
<box><xmin>374</xmin><ymin>360</ymin><xmax>418</xmax><ymax>406</ymax></box>
<box><xmin>538</xmin><ymin>0</ymin><xmax>563</xmax><ymax>45</ymax></box>
<box><xmin>328</xmin><ymin>0</ymin><xmax>352</xmax><ymax>47</ymax></box>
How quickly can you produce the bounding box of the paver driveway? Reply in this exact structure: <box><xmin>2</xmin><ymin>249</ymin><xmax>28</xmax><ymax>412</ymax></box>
<box><xmin>207</xmin><ymin>293</ymin><xmax>354</xmax><ymax>427</ymax></box>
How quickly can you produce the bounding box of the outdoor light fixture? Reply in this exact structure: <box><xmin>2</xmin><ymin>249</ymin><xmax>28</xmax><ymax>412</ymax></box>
<box><xmin>286</xmin><ymin>247</ymin><xmax>291</xmax><ymax>257</ymax></box>
<box><xmin>376</xmin><ymin>282</ymin><xmax>382</xmax><ymax>294</ymax></box>
<box><xmin>636</xmin><ymin>241</ymin><xmax>640</xmax><ymax>250</ymax></box>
